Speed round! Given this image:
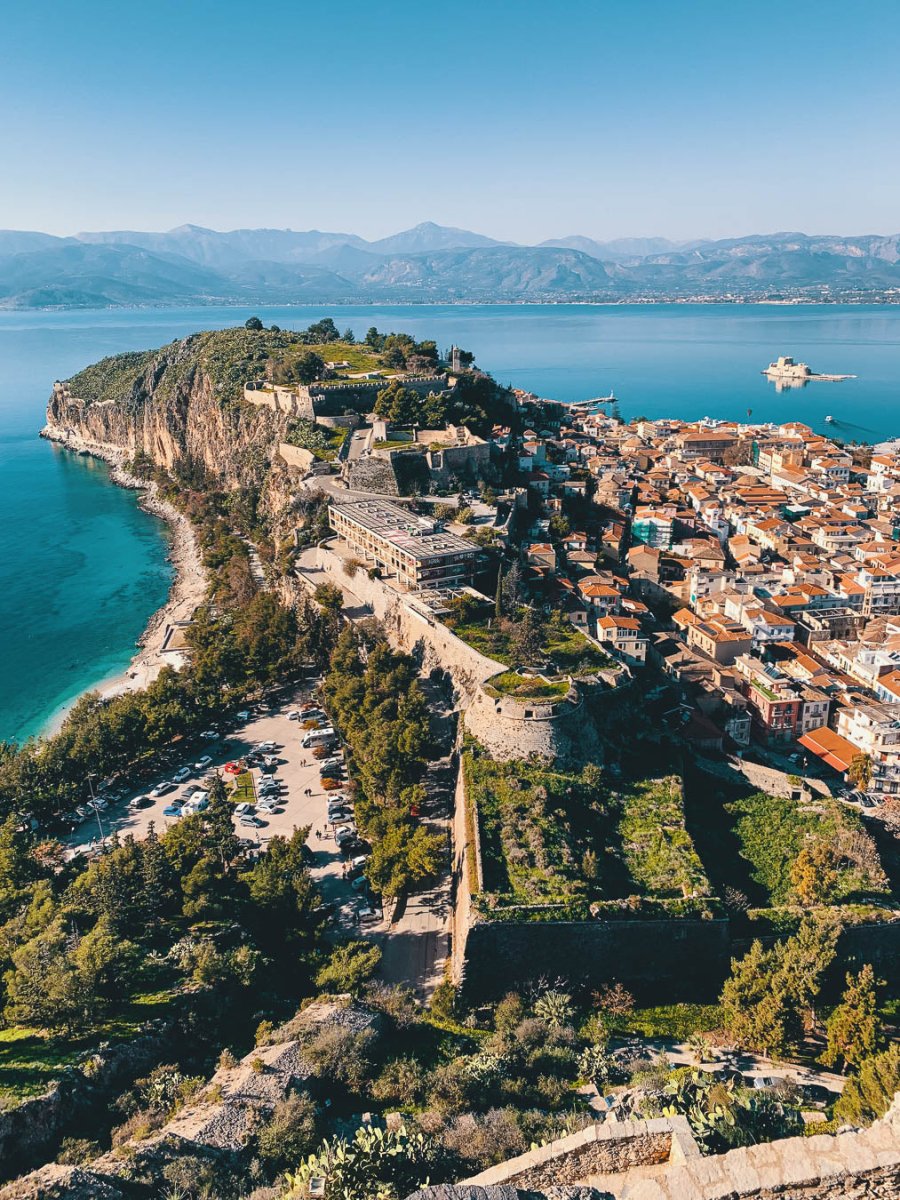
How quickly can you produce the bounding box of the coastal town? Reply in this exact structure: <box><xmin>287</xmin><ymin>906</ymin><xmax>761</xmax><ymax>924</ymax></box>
<box><xmin>5</xmin><ymin>325</ymin><xmax>899</xmax><ymax>1199</ymax></box>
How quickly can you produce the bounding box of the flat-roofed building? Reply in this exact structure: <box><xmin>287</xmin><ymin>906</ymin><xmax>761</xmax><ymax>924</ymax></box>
<box><xmin>328</xmin><ymin>499</ymin><xmax>477</xmax><ymax>591</ymax></box>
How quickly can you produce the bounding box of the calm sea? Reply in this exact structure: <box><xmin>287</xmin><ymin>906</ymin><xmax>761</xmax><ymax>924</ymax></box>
<box><xmin>1</xmin><ymin>303</ymin><xmax>899</xmax><ymax>742</ymax></box>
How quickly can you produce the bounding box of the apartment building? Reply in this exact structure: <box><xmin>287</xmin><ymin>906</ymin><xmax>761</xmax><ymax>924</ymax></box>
<box><xmin>328</xmin><ymin>500</ymin><xmax>477</xmax><ymax>591</ymax></box>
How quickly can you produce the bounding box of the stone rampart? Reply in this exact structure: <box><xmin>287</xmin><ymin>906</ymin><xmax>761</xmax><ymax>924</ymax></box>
<box><xmin>420</xmin><ymin>1097</ymin><xmax>900</xmax><ymax>1200</ymax></box>
<box><xmin>464</xmin><ymin>1116</ymin><xmax>698</xmax><ymax>1190</ymax></box>
<box><xmin>345</xmin><ymin>456</ymin><xmax>401</xmax><ymax>495</ymax></box>
<box><xmin>458</xmin><ymin>913</ymin><xmax>732</xmax><ymax>1005</ymax></box>
<box><xmin>313</xmin><ymin>544</ymin><xmax>502</xmax><ymax>700</ymax></box>
<box><xmin>463</xmin><ymin>680</ymin><xmax>602</xmax><ymax>766</ymax></box>
<box><xmin>242</xmin><ymin>383</ymin><xmax>315</xmax><ymax>419</ymax></box>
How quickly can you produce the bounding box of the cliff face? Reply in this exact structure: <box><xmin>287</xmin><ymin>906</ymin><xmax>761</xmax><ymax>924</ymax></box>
<box><xmin>44</xmin><ymin>333</ymin><xmax>301</xmax><ymax>530</ymax></box>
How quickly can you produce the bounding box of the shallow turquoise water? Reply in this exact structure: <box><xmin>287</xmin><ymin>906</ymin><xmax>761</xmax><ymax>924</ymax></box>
<box><xmin>1</xmin><ymin>303</ymin><xmax>899</xmax><ymax>743</ymax></box>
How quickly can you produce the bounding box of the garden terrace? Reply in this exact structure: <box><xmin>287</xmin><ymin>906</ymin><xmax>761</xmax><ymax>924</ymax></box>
<box><xmin>445</xmin><ymin>608</ymin><xmax>613</xmax><ymax>675</ymax></box>
<box><xmin>464</xmin><ymin>750</ymin><xmax>711</xmax><ymax>918</ymax></box>
<box><xmin>726</xmin><ymin>790</ymin><xmax>891</xmax><ymax>906</ymax></box>
<box><xmin>482</xmin><ymin>672</ymin><xmax>572</xmax><ymax>702</ymax></box>
<box><xmin>284</xmin><ymin>418</ymin><xmax>348</xmax><ymax>461</ymax></box>
<box><xmin>683</xmin><ymin>763</ymin><xmax>893</xmax><ymax>917</ymax></box>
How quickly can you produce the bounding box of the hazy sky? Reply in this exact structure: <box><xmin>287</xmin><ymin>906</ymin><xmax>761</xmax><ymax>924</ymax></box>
<box><xmin>3</xmin><ymin>0</ymin><xmax>898</xmax><ymax>241</ymax></box>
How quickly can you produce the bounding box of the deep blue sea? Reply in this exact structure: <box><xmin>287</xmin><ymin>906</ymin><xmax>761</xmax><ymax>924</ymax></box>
<box><xmin>2</xmin><ymin>302</ymin><xmax>899</xmax><ymax>743</ymax></box>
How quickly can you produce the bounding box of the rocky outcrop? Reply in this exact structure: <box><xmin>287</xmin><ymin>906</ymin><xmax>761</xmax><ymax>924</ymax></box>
<box><xmin>0</xmin><ymin>1032</ymin><xmax>171</xmax><ymax>1184</ymax></box>
<box><xmin>43</xmin><ymin>338</ymin><xmax>302</xmax><ymax>534</ymax></box>
<box><xmin>0</xmin><ymin>998</ymin><xmax>379</xmax><ymax>1200</ymax></box>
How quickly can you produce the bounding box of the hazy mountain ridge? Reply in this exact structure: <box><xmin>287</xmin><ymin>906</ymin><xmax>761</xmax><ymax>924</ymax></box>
<box><xmin>2</xmin><ymin>223</ymin><xmax>900</xmax><ymax>307</ymax></box>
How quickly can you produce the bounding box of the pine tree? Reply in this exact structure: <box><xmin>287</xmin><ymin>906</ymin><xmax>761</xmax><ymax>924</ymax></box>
<box><xmin>821</xmin><ymin>964</ymin><xmax>882</xmax><ymax>1071</ymax></box>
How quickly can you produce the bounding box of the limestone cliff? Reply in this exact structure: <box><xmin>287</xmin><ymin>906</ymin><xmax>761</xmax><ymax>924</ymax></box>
<box><xmin>42</xmin><ymin>330</ymin><xmax>306</xmax><ymax>533</ymax></box>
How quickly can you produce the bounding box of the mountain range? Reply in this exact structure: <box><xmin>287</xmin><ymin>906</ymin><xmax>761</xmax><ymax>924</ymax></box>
<box><xmin>3</xmin><ymin>222</ymin><xmax>900</xmax><ymax>307</ymax></box>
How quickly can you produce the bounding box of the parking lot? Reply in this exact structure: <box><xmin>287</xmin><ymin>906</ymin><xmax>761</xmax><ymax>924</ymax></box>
<box><xmin>63</xmin><ymin>690</ymin><xmax>385</xmax><ymax>936</ymax></box>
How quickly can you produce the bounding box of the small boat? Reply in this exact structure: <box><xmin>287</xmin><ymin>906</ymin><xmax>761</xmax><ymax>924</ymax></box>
<box><xmin>825</xmin><ymin>415</ymin><xmax>834</xmax><ymax>423</ymax></box>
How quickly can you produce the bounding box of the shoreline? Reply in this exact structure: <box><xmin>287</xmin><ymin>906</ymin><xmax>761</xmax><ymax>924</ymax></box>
<box><xmin>40</xmin><ymin>424</ymin><xmax>207</xmax><ymax>733</ymax></box>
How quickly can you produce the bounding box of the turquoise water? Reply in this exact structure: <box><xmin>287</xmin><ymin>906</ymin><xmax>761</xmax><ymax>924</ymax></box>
<box><xmin>1</xmin><ymin>303</ymin><xmax>899</xmax><ymax>743</ymax></box>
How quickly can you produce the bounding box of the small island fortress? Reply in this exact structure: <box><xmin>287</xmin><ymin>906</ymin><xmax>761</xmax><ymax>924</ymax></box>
<box><xmin>763</xmin><ymin>354</ymin><xmax>855</xmax><ymax>385</ymax></box>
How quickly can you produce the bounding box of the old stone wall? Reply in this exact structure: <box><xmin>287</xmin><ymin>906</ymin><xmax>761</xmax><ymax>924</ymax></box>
<box><xmin>459</xmin><ymin>915</ymin><xmax>732</xmax><ymax>1005</ymax></box>
<box><xmin>277</xmin><ymin>442</ymin><xmax>315</xmax><ymax>472</ymax></box>
<box><xmin>464</xmin><ymin>1118</ymin><xmax>694</xmax><ymax>1191</ymax></box>
<box><xmin>313</xmin><ymin>545</ymin><xmax>504</xmax><ymax>700</ymax></box>
<box><xmin>431</xmin><ymin>1097</ymin><xmax>900</xmax><ymax>1200</ymax></box>
<box><xmin>345</xmin><ymin>455</ymin><xmax>401</xmax><ymax>495</ymax></box>
<box><xmin>449</xmin><ymin>756</ymin><xmax>481</xmax><ymax>987</ymax></box>
<box><xmin>590</xmin><ymin>1094</ymin><xmax>900</xmax><ymax>1199</ymax></box>
<box><xmin>463</xmin><ymin>682</ymin><xmax>602</xmax><ymax>767</ymax></box>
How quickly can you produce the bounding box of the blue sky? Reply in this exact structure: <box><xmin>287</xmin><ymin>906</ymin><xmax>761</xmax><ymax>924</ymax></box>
<box><xmin>2</xmin><ymin>0</ymin><xmax>898</xmax><ymax>241</ymax></box>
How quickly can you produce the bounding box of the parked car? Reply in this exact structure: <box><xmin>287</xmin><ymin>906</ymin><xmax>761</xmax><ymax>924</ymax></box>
<box><xmin>151</xmin><ymin>781</ymin><xmax>175</xmax><ymax>798</ymax></box>
<box><xmin>89</xmin><ymin>797</ymin><xmax>109</xmax><ymax>811</ymax></box>
<box><xmin>334</xmin><ymin>825</ymin><xmax>355</xmax><ymax>846</ymax></box>
<box><xmin>128</xmin><ymin>795</ymin><xmax>151</xmax><ymax>811</ymax></box>
<box><xmin>240</xmin><ymin>814</ymin><xmax>263</xmax><ymax>828</ymax></box>
<box><xmin>163</xmin><ymin>803</ymin><xmax>183</xmax><ymax>817</ymax></box>
<box><xmin>287</xmin><ymin>710</ymin><xmax>301</xmax><ymax>721</ymax></box>
<box><xmin>200</xmin><ymin>729</ymin><xmax>219</xmax><ymax>740</ymax></box>
<box><xmin>351</xmin><ymin>874</ymin><xmax>369</xmax><ymax>892</ymax></box>
<box><xmin>860</xmin><ymin>795</ymin><xmax>878</xmax><ymax>809</ymax></box>
<box><xmin>357</xmin><ymin>903</ymin><xmax>379</xmax><ymax>923</ymax></box>
<box><xmin>194</xmin><ymin>755</ymin><xmax>213</xmax><ymax>771</ymax></box>
<box><xmin>173</xmin><ymin>767</ymin><xmax>192</xmax><ymax>783</ymax></box>
<box><xmin>74</xmin><ymin>806</ymin><xmax>91</xmax><ymax>822</ymax></box>
<box><xmin>234</xmin><ymin>802</ymin><xmax>254</xmax><ymax>815</ymax></box>
<box><xmin>752</xmin><ymin>1076</ymin><xmax>783</xmax><ymax>1090</ymax></box>
<box><xmin>256</xmin><ymin>741</ymin><xmax>277</xmax><ymax>753</ymax></box>
<box><xmin>258</xmin><ymin>801</ymin><xmax>280</xmax><ymax>815</ymax></box>
<box><xmin>348</xmin><ymin>854</ymin><xmax>368</xmax><ymax>879</ymax></box>
<box><xmin>321</xmin><ymin>756</ymin><xmax>343</xmax><ymax>770</ymax></box>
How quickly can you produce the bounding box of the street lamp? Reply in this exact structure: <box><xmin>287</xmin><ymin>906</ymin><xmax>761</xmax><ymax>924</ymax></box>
<box><xmin>86</xmin><ymin>773</ymin><xmax>104</xmax><ymax>844</ymax></box>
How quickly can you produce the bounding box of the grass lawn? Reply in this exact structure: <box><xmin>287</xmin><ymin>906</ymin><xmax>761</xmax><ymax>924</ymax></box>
<box><xmin>230</xmin><ymin>770</ymin><xmax>256</xmax><ymax>804</ymax></box>
<box><xmin>608</xmin><ymin>1003</ymin><xmax>723</xmax><ymax>1041</ymax></box>
<box><xmin>281</xmin><ymin>341</ymin><xmax>386</xmax><ymax>377</ymax></box>
<box><xmin>484</xmin><ymin>672</ymin><xmax>571</xmax><ymax>702</ymax></box>
<box><xmin>0</xmin><ymin>990</ymin><xmax>177</xmax><ymax>1110</ymax></box>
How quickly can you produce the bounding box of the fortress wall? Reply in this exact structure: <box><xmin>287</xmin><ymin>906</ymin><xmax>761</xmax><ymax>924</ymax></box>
<box><xmin>313</xmin><ymin>544</ymin><xmax>502</xmax><ymax>699</ymax></box>
<box><xmin>449</xmin><ymin>757</ymin><xmax>479</xmax><ymax>988</ymax></box>
<box><xmin>459</xmin><ymin>916</ymin><xmax>732</xmax><ymax>1005</ymax></box>
<box><xmin>463</xmin><ymin>682</ymin><xmax>602</xmax><ymax>767</ymax></box>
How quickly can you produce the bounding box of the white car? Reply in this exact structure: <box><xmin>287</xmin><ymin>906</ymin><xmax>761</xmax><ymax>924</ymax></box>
<box><xmin>194</xmin><ymin>755</ymin><xmax>213</xmax><ymax>771</ymax></box>
<box><xmin>321</xmin><ymin>756</ymin><xmax>343</xmax><ymax>770</ymax></box>
<box><xmin>151</xmin><ymin>782</ymin><xmax>174</xmax><ymax>798</ymax></box>
<box><xmin>256</xmin><ymin>740</ymin><xmax>277</xmax><ymax>753</ymax></box>
<box><xmin>287</xmin><ymin>710</ymin><xmax>300</xmax><ymax>721</ymax></box>
<box><xmin>334</xmin><ymin>825</ymin><xmax>355</xmax><ymax>845</ymax></box>
<box><xmin>89</xmin><ymin>796</ymin><xmax>109</xmax><ymax>811</ymax></box>
<box><xmin>173</xmin><ymin>767</ymin><xmax>191</xmax><ymax>783</ymax></box>
<box><xmin>200</xmin><ymin>729</ymin><xmax>219</xmax><ymax>740</ymax></box>
<box><xmin>234</xmin><ymin>802</ymin><xmax>253</xmax><ymax>815</ymax></box>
